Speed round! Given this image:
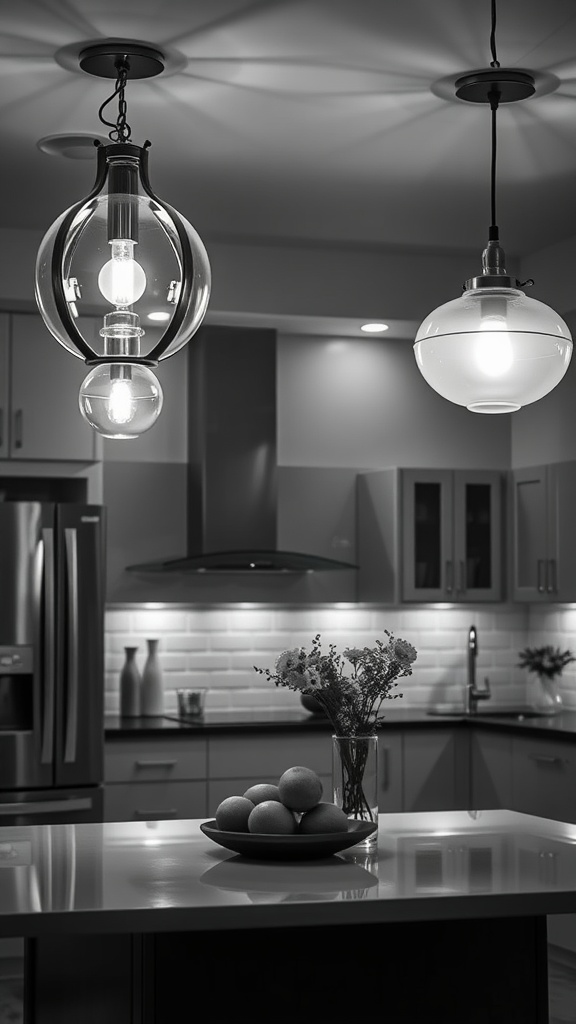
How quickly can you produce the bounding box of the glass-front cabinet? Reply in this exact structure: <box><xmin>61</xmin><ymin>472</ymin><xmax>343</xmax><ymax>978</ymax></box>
<box><xmin>401</xmin><ymin>469</ymin><xmax>503</xmax><ymax>602</ymax></box>
<box><xmin>511</xmin><ymin>461</ymin><xmax>576</xmax><ymax>602</ymax></box>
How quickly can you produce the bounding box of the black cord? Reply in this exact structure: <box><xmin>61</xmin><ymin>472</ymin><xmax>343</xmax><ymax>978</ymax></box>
<box><xmin>489</xmin><ymin>0</ymin><xmax>500</xmax><ymax>68</ymax></box>
<box><xmin>98</xmin><ymin>59</ymin><xmax>132</xmax><ymax>143</ymax></box>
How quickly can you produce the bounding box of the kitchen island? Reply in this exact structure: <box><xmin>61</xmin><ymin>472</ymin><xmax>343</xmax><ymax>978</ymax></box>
<box><xmin>1</xmin><ymin>810</ymin><xmax>575</xmax><ymax>1022</ymax></box>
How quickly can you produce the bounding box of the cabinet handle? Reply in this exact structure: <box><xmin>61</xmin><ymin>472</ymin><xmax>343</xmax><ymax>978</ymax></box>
<box><xmin>0</xmin><ymin>408</ymin><xmax>3</xmax><ymax>448</ymax></box>
<box><xmin>133</xmin><ymin>808</ymin><xmax>179</xmax><ymax>819</ymax></box>
<box><xmin>134</xmin><ymin>759</ymin><xmax>177</xmax><ymax>769</ymax></box>
<box><xmin>547</xmin><ymin>559</ymin><xmax>557</xmax><ymax>594</ymax></box>
<box><xmin>381</xmin><ymin>747</ymin><xmax>389</xmax><ymax>791</ymax></box>
<box><xmin>537</xmin><ymin>560</ymin><xmax>546</xmax><ymax>593</ymax></box>
<box><xmin>530</xmin><ymin>755</ymin><xmax>564</xmax><ymax>766</ymax></box>
<box><xmin>13</xmin><ymin>409</ymin><xmax>22</xmax><ymax>449</ymax></box>
<box><xmin>445</xmin><ymin>560</ymin><xmax>453</xmax><ymax>593</ymax></box>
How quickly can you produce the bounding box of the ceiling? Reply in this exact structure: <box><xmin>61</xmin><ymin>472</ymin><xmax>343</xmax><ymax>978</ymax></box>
<box><xmin>2</xmin><ymin>0</ymin><xmax>576</xmax><ymax>260</ymax></box>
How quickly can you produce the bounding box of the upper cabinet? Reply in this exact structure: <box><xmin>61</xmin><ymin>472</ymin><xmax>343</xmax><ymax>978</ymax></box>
<box><xmin>358</xmin><ymin>467</ymin><xmax>504</xmax><ymax>603</ymax></box>
<box><xmin>511</xmin><ymin>461</ymin><xmax>576</xmax><ymax>602</ymax></box>
<box><xmin>0</xmin><ymin>313</ymin><xmax>100</xmax><ymax>462</ymax></box>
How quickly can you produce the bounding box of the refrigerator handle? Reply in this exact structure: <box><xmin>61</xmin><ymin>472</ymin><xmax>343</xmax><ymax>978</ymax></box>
<box><xmin>64</xmin><ymin>527</ymin><xmax>79</xmax><ymax>764</ymax></box>
<box><xmin>41</xmin><ymin>528</ymin><xmax>56</xmax><ymax>765</ymax></box>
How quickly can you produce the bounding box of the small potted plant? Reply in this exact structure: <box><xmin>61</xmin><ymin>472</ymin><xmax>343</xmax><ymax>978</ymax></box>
<box><xmin>517</xmin><ymin>644</ymin><xmax>575</xmax><ymax>715</ymax></box>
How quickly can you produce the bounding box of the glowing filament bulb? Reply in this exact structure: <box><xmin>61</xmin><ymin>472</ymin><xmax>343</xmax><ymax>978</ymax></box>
<box><xmin>98</xmin><ymin>239</ymin><xmax>146</xmax><ymax>307</ymax></box>
<box><xmin>107</xmin><ymin>378</ymin><xmax>135</xmax><ymax>424</ymax></box>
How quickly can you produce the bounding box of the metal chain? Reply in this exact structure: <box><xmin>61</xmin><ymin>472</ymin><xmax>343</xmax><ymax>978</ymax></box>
<box><xmin>98</xmin><ymin>60</ymin><xmax>132</xmax><ymax>143</ymax></box>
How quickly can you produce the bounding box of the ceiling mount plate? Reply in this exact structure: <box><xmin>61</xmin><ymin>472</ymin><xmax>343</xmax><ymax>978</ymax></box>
<box><xmin>78</xmin><ymin>42</ymin><xmax>165</xmax><ymax>80</ymax></box>
<box><xmin>454</xmin><ymin>68</ymin><xmax>536</xmax><ymax>104</ymax></box>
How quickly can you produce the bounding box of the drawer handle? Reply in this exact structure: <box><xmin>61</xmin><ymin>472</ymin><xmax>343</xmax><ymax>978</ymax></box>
<box><xmin>135</xmin><ymin>759</ymin><xmax>177</xmax><ymax>769</ymax></box>
<box><xmin>134</xmin><ymin>808</ymin><xmax>178</xmax><ymax>819</ymax></box>
<box><xmin>530</xmin><ymin>755</ymin><xmax>564</xmax><ymax>766</ymax></box>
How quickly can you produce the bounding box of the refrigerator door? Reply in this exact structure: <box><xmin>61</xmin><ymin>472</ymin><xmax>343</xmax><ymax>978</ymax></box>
<box><xmin>0</xmin><ymin>502</ymin><xmax>55</xmax><ymax>789</ymax></box>
<box><xmin>0</xmin><ymin>786</ymin><xmax>104</xmax><ymax>826</ymax></box>
<box><xmin>54</xmin><ymin>505</ymin><xmax>106</xmax><ymax>789</ymax></box>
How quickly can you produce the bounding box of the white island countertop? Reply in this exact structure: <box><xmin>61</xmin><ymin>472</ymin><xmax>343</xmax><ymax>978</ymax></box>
<box><xmin>2</xmin><ymin>809</ymin><xmax>576</xmax><ymax>937</ymax></box>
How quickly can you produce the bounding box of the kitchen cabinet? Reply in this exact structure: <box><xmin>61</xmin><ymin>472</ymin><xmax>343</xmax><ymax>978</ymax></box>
<box><xmin>104</xmin><ymin>736</ymin><xmax>208</xmax><ymax>820</ymax></box>
<box><xmin>0</xmin><ymin>312</ymin><xmax>100</xmax><ymax>461</ymax></box>
<box><xmin>511</xmin><ymin>733</ymin><xmax>576</xmax><ymax>824</ymax></box>
<box><xmin>470</xmin><ymin>728</ymin><xmax>513</xmax><ymax>810</ymax></box>
<box><xmin>403</xmin><ymin>728</ymin><xmax>470</xmax><ymax>811</ymax></box>
<box><xmin>510</xmin><ymin>461</ymin><xmax>576</xmax><ymax>602</ymax></box>
<box><xmin>358</xmin><ymin>467</ymin><xmax>503</xmax><ymax>602</ymax></box>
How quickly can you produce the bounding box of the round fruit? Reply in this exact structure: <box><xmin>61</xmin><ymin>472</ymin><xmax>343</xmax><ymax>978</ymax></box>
<box><xmin>248</xmin><ymin>800</ymin><xmax>298</xmax><ymax>835</ymax></box>
<box><xmin>299</xmin><ymin>802</ymin><xmax>350</xmax><ymax>834</ymax></box>
<box><xmin>215</xmin><ymin>795</ymin><xmax>255</xmax><ymax>833</ymax></box>
<box><xmin>277</xmin><ymin>765</ymin><xmax>323</xmax><ymax>811</ymax></box>
<box><xmin>243</xmin><ymin>783</ymin><xmax>282</xmax><ymax>805</ymax></box>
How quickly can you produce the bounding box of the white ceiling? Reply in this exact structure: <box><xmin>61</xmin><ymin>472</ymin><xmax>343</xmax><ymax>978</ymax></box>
<box><xmin>2</xmin><ymin>0</ymin><xmax>576</xmax><ymax>259</ymax></box>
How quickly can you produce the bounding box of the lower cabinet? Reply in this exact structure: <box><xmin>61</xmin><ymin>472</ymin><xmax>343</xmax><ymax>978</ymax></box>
<box><xmin>104</xmin><ymin>736</ymin><xmax>208</xmax><ymax>821</ymax></box>
<box><xmin>470</xmin><ymin>729</ymin><xmax>513</xmax><ymax>811</ymax></box>
<box><xmin>511</xmin><ymin>733</ymin><xmax>576</xmax><ymax>824</ymax></box>
<box><xmin>403</xmin><ymin>728</ymin><xmax>470</xmax><ymax>812</ymax></box>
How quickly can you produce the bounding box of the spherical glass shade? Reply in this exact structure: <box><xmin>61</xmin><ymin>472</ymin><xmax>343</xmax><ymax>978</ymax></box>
<box><xmin>78</xmin><ymin>363</ymin><xmax>163</xmax><ymax>439</ymax></box>
<box><xmin>414</xmin><ymin>287</ymin><xmax>573</xmax><ymax>413</ymax></box>
<box><xmin>34</xmin><ymin>145</ymin><xmax>211</xmax><ymax>364</ymax></box>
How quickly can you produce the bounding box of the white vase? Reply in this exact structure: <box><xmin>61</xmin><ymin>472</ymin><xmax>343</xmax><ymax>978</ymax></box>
<box><xmin>140</xmin><ymin>638</ymin><xmax>165</xmax><ymax>716</ymax></box>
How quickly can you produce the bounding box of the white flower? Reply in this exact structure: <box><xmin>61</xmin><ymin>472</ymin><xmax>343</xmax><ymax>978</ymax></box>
<box><xmin>275</xmin><ymin>648</ymin><xmax>304</xmax><ymax>676</ymax></box>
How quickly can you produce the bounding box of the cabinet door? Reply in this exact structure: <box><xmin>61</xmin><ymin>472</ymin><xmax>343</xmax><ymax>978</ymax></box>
<box><xmin>377</xmin><ymin>732</ymin><xmax>403</xmax><ymax>812</ymax></box>
<box><xmin>401</xmin><ymin>470</ymin><xmax>453</xmax><ymax>601</ymax></box>
<box><xmin>105</xmin><ymin>780</ymin><xmax>207</xmax><ymax>821</ymax></box>
<box><xmin>453</xmin><ymin>470</ymin><xmax>502</xmax><ymax>601</ymax></box>
<box><xmin>0</xmin><ymin>314</ymin><xmax>8</xmax><ymax>459</ymax></box>
<box><xmin>403</xmin><ymin>728</ymin><xmax>469</xmax><ymax>812</ymax></box>
<box><xmin>10</xmin><ymin>314</ymin><xmax>98</xmax><ymax>461</ymax></box>
<box><xmin>208</xmin><ymin>732</ymin><xmax>333</xmax><ymax>781</ymax></box>
<box><xmin>548</xmin><ymin>462</ymin><xmax>576</xmax><ymax>602</ymax></box>
<box><xmin>510</xmin><ymin>465</ymin><xmax>549</xmax><ymax>601</ymax></box>
<box><xmin>512</xmin><ymin>734</ymin><xmax>576</xmax><ymax>823</ymax></box>
<box><xmin>470</xmin><ymin>728</ymin><xmax>513</xmax><ymax>810</ymax></box>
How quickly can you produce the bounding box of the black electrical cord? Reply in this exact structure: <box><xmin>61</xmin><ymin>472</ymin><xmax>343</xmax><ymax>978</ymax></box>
<box><xmin>488</xmin><ymin>0</ymin><xmax>501</xmax><ymax>242</ymax></box>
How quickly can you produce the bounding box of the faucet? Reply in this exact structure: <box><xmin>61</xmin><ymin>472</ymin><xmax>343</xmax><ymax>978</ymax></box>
<box><xmin>465</xmin><ymin>625</ymin><xmax>491</xmax><ymax>714</ymax></box>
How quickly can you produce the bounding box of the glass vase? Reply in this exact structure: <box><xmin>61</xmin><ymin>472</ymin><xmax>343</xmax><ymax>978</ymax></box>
<box><xmin>529</xmin><ymin>675</ymin><xmax>563</xmax><ymax>716</ymax></box>
<box><xmin>332</xmin><ymin>735</ymin><xmax>378</xmax><ymax>851</ymax></box>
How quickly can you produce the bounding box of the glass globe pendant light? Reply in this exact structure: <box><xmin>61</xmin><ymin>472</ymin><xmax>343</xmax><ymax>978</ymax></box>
<box><xmin>35</xmin><ymin>43</ymin><xmax>211</xmax><ymax>438</ymax></box>
<box><xmin>414</xmin><ymin>2</ymin><xmax>572</xmax><ymax>414</ymax></box>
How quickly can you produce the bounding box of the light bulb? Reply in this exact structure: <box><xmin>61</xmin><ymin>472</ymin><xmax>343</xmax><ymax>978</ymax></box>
<box><xmin>79</xmin><ymin>363</ymin><xmax>163</xmax><ymax>439</ymax></box>
<box><xmin>98</xmin><ymin>239</ymin><xmax>146</xmax><ymax>307</ymax></box>
<box><xmin>474</xmin><ymin>323</ymin><xmax>514</xmax><ymax>378</ymax></box>
<box><xmin>107</xmin><ymin>378</ymin><xmax>135</xmax><ymax>425</ymax></box>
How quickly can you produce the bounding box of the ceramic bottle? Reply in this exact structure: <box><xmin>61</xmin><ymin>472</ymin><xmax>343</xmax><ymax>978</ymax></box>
<box><xmin>140</xmin><ymin>638</ymin><xmax>165</xmax><ymax>716</ymax></box>
<box><xmin>119</xmin><ymin>646</ymin><xmax>141</xmax><ymax>717</ymax></box>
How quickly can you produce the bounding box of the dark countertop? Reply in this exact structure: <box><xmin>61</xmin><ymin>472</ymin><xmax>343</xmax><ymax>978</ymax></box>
<box><xmin>104</xmin><ymin>707</ymin><xmax>576</xmax><ymax>739</ymax></box>
<box><xmin>2</xmin><ymin>810</ymin><xmax>576</xmax><ymax>937</ymax></box>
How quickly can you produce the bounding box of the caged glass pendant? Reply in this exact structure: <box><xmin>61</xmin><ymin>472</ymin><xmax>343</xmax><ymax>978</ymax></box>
<box><xmin>414</xmin><ymin>2</ymin><xmax>572</xmax><ymax>414</ymax></box>
<box><xmin>35</xmin><ymin>43</ymin><xmax>211</xmax><ymax>438</ymax></box>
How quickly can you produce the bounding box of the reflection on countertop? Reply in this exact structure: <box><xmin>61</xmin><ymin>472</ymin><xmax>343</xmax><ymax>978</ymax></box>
<box><xmin>3</xmin><ymin>810</ymin><xmax>576</xmax><ymax>936</ymax></box>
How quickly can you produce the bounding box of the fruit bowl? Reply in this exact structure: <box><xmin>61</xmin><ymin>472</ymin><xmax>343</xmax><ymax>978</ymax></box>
<box><xmin>199</xmin><ymin>819</ymin><xmax>377</xmax><ymax>860</ymax></box>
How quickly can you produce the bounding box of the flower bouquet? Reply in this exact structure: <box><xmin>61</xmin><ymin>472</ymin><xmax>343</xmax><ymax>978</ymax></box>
<box><xmin>255</xmin><ymin>632</ymin><xmax>417</xmax><ymax>840</ymax></box>
<box><xmin>517</xmin><ymin>644</ymin><xmax>575</xmax><ymax>715</ymax></box>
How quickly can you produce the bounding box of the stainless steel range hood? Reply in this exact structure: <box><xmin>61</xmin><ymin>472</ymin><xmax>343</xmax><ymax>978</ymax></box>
<box><xmin>127</xmin><ymin>325</ymin><xmax>358</xmax><ymax>574</ymax></box>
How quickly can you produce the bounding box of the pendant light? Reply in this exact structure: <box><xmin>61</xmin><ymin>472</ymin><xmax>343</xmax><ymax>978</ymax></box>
<box><xmin>35</xmin><ymin>43</ymin><xmax>211</xmax><ymax>438</ymax></box>
<box><xmin>414</xmin><ymin>2</ymin><xmax>572</xmax><ymax>414</ymax></box>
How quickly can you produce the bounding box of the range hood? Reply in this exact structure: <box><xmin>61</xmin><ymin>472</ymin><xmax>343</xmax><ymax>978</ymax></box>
<box><xmin>127</xmin><ymin>325</ymin><xmax>358</xmax><ymax>574</ymax></box>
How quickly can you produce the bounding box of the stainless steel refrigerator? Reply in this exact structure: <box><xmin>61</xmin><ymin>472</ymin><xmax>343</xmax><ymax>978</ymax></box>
<box><xmin>0</xmin><ymin>501</ymin><xmax>106</xmax><ymax>825</ymax></box>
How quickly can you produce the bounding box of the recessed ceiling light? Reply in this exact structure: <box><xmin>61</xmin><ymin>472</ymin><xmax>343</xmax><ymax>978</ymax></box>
<box><xmin>147</xmin><ymin>311</ymin><xmax>171</xmax><ymax>322</ymax></box>
<box><xmin>360</xmin><ymin>322</ymin><xmax>389</xmax><ymax>333</ymax></box>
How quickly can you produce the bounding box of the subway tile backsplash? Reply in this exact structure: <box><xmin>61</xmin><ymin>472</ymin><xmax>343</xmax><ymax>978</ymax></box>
<box><xmin>102</xmin><ymin>603</ymin><xmax>576</xmax><ymax>716</ymax></box>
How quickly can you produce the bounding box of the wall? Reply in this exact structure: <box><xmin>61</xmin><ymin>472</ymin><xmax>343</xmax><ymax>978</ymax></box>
<box><xmin>104</xmin><ymin>603</ymin><xmax>530</xmax><ymax>715</ymax></box>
